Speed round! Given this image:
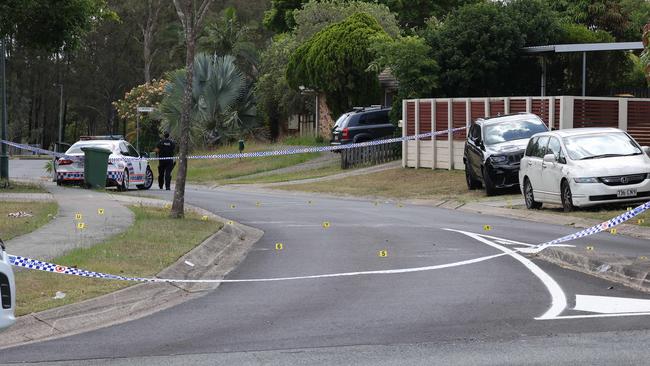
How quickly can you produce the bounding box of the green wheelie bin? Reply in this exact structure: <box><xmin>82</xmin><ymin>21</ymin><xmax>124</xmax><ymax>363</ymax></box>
<box><xmin>80</xmin><ymin>146</ymin><xmax>111</xmax><ymax>189</ymax></box>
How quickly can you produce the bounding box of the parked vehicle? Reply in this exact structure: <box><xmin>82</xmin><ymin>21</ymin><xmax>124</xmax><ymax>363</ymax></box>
<box><xmin>0</xmin><ymin>240</ymin><xmax>15</xmax><ymax>333</ymax></box>
<box><xmin>464</xmin><ymin>113</ymin><xmax>548</xmax><ymax>195</ymax></box>
<box><xmin>55</xmin><ymin>136</ymin><xmax>154</xmax><ymax>191</ymax></box>
<box><xmin>519</xmin><ymin>128</ymin><xmax>650</xmax><ymax>211</ymax></box>
<box><xmin>330</xmin><ymin>106</ymin><xmax>395</xmax><ymax>147</ymax></box>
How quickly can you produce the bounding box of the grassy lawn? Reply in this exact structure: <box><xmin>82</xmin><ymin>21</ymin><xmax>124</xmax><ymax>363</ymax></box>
<box><xmin>0</xmin><ymin>201</ymin><xmax>58</xmax><ymax>241</ymax></box>
<box><xmin>150</xmin><ymin>141</ymin><xmax>323</xmax><ymax>184</ymax></box>
<box><xmin>275</xmin><ymin>168</ymin><xmax>521</xmax><ymax>202</ymax></box>
<box><xmin>14</xmin><ymin>206</ymin><xmax>221</xmax><ymax>316</ymax></box>
<box><xmin>0</xmin><ymin>181</ymin><xmax>48</xmax><ymax>194</ymax></box>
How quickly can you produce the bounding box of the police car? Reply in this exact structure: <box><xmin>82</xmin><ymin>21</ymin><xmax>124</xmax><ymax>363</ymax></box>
<box><xmin>0</xmin><ymin>240</ymin><xmax>16</xmax><ymax>332</ymax></box>
<box><xmin>55</xmin><ymin>136</ymin><xmax>154</xmax><ymax>191</ymax></box>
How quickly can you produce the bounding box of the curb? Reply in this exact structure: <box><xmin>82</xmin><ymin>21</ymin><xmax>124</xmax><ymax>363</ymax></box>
<box><xmin>457</xmin><ymin>200</ymin><xmax>650</xmax><ymax>293</ymax></box>
<box><xmin>0</xmin><ymin>197</ymin><xmax>263</xmax><ymax>350</ymax></box>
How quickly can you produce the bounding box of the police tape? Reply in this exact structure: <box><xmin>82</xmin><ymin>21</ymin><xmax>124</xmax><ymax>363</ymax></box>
<box><xmin>0</xmin><ymin>127</ymin><xmax>465</xmax><ymax>162</ymax></box>
<box><xmin>7</xmin><ymin>199</ymin><xmax>650</xmax><ymax>283</ymax></box>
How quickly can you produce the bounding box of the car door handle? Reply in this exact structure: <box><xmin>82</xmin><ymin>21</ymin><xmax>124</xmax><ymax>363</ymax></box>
<box><xmin>541</xmin><ymin>163</ymin><xmax>547</xmax><ymax>169</ymax></box>
<box><xmin>527</xmin><ymin>161</ymin><xmax>533</xmax><ymax>166</ymax></box>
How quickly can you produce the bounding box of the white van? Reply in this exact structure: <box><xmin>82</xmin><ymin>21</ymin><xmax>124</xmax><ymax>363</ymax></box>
<box><xmin>0</xmin><ymin>241</ymin><xmax>16</xmax><ymax>332</ymax></box>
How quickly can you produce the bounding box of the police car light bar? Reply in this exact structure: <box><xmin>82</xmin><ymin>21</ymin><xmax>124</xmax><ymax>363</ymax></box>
<box><xmin>79</xmin><ymin>135</ymin><xmax>124</xmax><ymax>141</ymax></box>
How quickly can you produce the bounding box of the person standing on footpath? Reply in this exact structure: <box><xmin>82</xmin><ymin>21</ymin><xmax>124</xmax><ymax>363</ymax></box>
<box><xmin>155</xmin><ymin>131</ymin><xmax>176</xmax><ymax>190</ymax></box>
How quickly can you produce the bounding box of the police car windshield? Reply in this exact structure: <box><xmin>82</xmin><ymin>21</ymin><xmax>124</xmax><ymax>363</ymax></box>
<box><xmin>66</xmin><ymin>142</ymin><xmax>115</xmax><ymax>154</ymax></box>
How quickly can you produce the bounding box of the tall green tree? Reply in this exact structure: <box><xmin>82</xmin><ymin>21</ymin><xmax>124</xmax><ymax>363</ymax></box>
<box><xmin>546</xmin><ymin>0</ymin><xmax>632</xmax><ymax>41</ymax></box>
<box><xmin>286</xmin><ymin>13</ymin><xmax>391</xmax><ymax>120</ymax></box>
<box><xmin>376</xmin><ymin>0</ymin><xmax>480</xmax><ymax>29</ymax></box>
<box><xmin>263</xmin><ymin>0</ymin><xmax>306</xmax><ymax>33</ymax></box>
<box><xmin>171</xmin><ymin>0</ymin><xmax>214</xmax><ymax>218</ymax></box>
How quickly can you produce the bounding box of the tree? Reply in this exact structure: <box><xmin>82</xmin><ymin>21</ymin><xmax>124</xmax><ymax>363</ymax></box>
<box><xmin>255</xmin><ymin>34</ymin><xmax>305</xmax><ymax>139</ymax></box>
<box><xmin>369</xmin><ymin>35</ymin><xmax>438</xmax><ymax>123</ymax></box>
<box><xmin>641</xmin><ymin>23</ymin><xmax>650</xmax><ymax>85</ymax></box>
<box><xmin>293</xmin><ymin>0</ymin><xmax>400</xmax><ymax>42</ymax></box>
<box><xmin>376</xmin><ymin>0</ymin><xmax>480</xmax><ymax>30</ymax></box>
<box><xmin>0</xmin><ymin>0</ymin><xmax>115</xmax><ymax>51</ymax></box>
<box><xmin>426</xmin><ymin>2</ymin><xmax>525</xmax><ymax>97</ymax></box>
<box><xmin>263</xmin><ymin>0</ymin><xmax>307</xmax><ymax>33</ymax></box>
<box><xmin>287</xmin><ymin>13</ymin><xmax>391</xmax><ymax>123</ymax></box>
<box><xmin>545</xmin><ymin>0</ymin><xmax>632</xmax><ymax>41</ymax></box>
<box><xmin>171</xmin><ymin>0</ymin><xmax>214</xmax><ymax>218</ymax></box>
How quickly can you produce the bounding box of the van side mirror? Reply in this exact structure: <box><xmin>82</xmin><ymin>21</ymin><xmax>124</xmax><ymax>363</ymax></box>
<box><xmin>543</xmin><ymin>153</ymin><xmax>556</xmax><ymax>163</ymax></box>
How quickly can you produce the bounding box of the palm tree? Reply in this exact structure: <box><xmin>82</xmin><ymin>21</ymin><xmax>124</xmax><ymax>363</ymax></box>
<box><xmin>158</xmin><ymin>53</ymin><xmax>260</xmax><ymax>147</ymax></box>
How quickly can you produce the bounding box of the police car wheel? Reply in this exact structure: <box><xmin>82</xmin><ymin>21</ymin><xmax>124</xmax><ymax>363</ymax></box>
<box><xmin>137</xmin><ymin>166</ymin><xmax>153</xmax><ymax>190</ymax></box>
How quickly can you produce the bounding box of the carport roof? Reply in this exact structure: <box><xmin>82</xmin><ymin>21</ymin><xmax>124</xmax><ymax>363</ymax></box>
<box><xmin>522</xmin><ymin>42</ymin><xmax>643</xmax><ymax>54</ymax></box>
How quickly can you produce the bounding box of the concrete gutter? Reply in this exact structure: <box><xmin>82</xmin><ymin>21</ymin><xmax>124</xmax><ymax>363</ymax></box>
<box><xmin>0</xmin><ymin>196</ymin><xmax>263</xmax><ymax>350</ymax></box>
<box><xmin>457</xmin><ymin>201</ymin><xmax>650</xmax><ymax>294</ymax></box>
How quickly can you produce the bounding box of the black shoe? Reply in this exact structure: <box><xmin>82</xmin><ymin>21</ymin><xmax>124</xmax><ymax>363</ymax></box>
<box><xmin>166</xmin><ymin>187</ymin><xmax>170</xmax><ymax>191</ymax></box>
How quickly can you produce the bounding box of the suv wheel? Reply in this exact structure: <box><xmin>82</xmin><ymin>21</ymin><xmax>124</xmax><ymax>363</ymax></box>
<box><xmin>561</xmin><ymin>180</ymin><xmax>575</xmax><ymax>212</ymax></box>
<box><xmin>524</xmin><ymin>178</ymin><xmax>542</xmax><ymax>209</ymax></box>
<box><xmin>465</xmin><ymin>167</ymin><xmax>481</xmax><ymax>190</ymax></box>
<box><xmin>482</xmin><ymin>168</ymin><xmax>497</xmax><ymax>196</ymax></box>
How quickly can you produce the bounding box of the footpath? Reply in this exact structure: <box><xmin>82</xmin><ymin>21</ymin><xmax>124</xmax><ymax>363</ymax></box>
<box><xmin>0</xmin><ymin>183</ymin><xmax>262</xmax><ymax>349</ymax></box>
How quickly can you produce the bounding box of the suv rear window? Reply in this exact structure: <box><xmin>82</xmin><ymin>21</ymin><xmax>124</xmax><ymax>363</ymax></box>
<box><xmin>359</xmin><ymin>111</ymin><xmax>389</xmax><ymax>125</ymax></box>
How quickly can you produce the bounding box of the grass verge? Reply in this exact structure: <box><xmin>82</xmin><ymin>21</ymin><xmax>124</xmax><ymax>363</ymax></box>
<box><xmin>14</xmin><ymin>205</ymin><xmax>222</xmax><ymax>316</ymax></box>
<box><xmin>275</xmin><ymin>167</ymin><xmax>521</xmax><ymax>202</ymax></box>
<box><xmin>0</xmin><ymin>201</ymin><xmax>58</xmax><ymax>241</ymax></box>
<box><xmin>230</xmin><ymin>163</ymin><xmax>343</xmax><ymax>184</ymax></box>
<box><xmin>519</xmin><ymin>203</ymin><xmax>650</xmax><ymax>228</ymax></box>
<box><xmin>0</xmin><ymin>180</ymin><xmax>49</xmax><ymax>194</ymax></box>
<box><xmin>150</xmin><ymin>142</ymin><xmax>322</xmax><ymax>184</ymax></box>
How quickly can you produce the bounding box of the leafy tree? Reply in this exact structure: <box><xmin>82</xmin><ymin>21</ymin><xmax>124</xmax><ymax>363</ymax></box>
<box><xmin>113</xmin><ymin>79</ymin><xmax>169</xmax><ymax>151</ymax></box>
<box><xmin>263</xmin><ymin>0</ymin><xmax>307</xmax><ymax>33</ymax></box>
<box><xmin>255</xmin><ymin>34</ymin><xmax>305</xmax><ymax>139</ymax></box>
<box><xmin>286</xmin><ymin>13</ymin><xmax>391</xmax><ymax>119</ymax></box>
<box><xmin>0</xmin><ymin>0</ymin><xmax>115</xmax><ymax>51</ymax></box>
<box><xmin>369</xmin><ymin>36</ymin><xmax>438</xmax><ymax>123</ymax></box>
<box><xmin>293</xmin><ymin>0</ymin><xmax>400</xmax><ymax>42</ymax></box>
<box><xmin>158</xmin><ymin>54</ymin><xmax>258</xmax><ymax>147</ymax></box>
<box><xmin>545</xmin><ymin>0</ymin><xmax>632</xmax><ymax>41</ymax></box>
<box><xmin>200</xmin><ymin>7</ymin><xmax>260</xmax><ymax>78</ymax></box>
<box><xmin>171</xmin><ymin>0</ymin><xmax>214</xmax><ymax>218</ymax></box>
<box><xmin>376</xmin><ymin>0</ymin><xmax>480</xmax><ymax>29</ymax></box>
<box><xmin>426</xmin><ymin>2</ymin><xmax>524</xmax><ymax>97</ymax></box>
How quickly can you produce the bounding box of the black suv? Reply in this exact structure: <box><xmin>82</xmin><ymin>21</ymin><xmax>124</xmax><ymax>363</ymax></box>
<box><xmin>331</xmin><ymin>106</ymin><xmax>395</xmax><ymax>146</ymax></box>
<box><xmin>464</xmin><ymin>113</ymin><xmax>548</xmax><ymax>196</ymax></box>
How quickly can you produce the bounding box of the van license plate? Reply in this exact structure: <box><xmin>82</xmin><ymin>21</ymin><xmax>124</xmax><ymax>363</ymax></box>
<box><xmin>617</xmin><ymin>188</ymin><xmax>637</xmax><ymax>198</ymax></box>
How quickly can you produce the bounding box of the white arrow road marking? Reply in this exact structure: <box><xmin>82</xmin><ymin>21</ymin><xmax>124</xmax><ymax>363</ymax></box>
<box><xmin>574</xmin><ymin>294</ymin><xmax>650</xmax><ymax>314</ymax></box>
<box><xmin>443</xmin><ymin>229</ymin><xmax>568</xmax><ymax>320</ymax></box>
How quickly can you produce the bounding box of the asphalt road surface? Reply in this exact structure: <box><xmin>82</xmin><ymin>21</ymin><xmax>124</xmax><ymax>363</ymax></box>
<box><xmin>4</xmin><ymin>162</ymin><xmax>650</xmax><ymax>365</ymax></box>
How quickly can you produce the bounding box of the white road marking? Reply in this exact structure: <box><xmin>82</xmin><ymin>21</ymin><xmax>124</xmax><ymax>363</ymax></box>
<box><xmin>543</xmin><ymin>312</ymin><xmax>650</xmax><ymax>320</ymax></box>
<box><xmin>443</xmin><ymin>229</ymin><xmax>568</xmax><ymax>320</ymax></box>
<box><xmin>574</xmin><ymin>295</ymin><xmax>650</xmax><ymax>314</ymax></box>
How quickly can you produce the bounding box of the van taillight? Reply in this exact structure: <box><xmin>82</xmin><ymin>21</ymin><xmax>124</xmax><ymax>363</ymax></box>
<box><xmin>342</xmin><ymin>128</ymin><xmax>349</xmax><ymax>140</ymax></box>
<box><xmin>58</xmin><ymin>159</ymin><xmax>73</xmax><ymax>165</ymax></box>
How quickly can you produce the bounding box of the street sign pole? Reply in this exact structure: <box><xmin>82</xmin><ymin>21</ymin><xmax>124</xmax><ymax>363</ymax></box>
<box><xmin>0</xmin><ymin>38</ymin><xmax>8</xmax><ymax>180</ymax></box>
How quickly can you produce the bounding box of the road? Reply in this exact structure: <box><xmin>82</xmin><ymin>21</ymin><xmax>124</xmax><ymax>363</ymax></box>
<box><xmin>4</xmin><ymin>161</ymin><xmax>650</xmax><ymax>365</ymax></box>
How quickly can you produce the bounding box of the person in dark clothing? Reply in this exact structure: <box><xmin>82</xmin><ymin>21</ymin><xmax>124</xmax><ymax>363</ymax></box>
<box><xmin>155</xmin><ymin>132</ymin><xmax>176</xmax><ymax>190</ymax></box>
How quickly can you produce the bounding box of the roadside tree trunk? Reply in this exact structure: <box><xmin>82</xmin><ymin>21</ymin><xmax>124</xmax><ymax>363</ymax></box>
<box><xmin>141</xmin><ymin>0</ymin><xmax>162</xmax><ymax>84</ymax></box>
<box><xmin>317</xmin><ymin>93</ymin><xmax>334</xmax><ymax>138</ymax></box>
<box><xmin>171</xmin><ymin>0</ymin><xmax>213</xmax><ymax>219</ymax></box>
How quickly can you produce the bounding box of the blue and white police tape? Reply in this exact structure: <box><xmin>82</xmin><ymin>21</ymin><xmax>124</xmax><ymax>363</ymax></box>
<box><xmin>1</xmin><ymin>127</ymin><xmax>465</xmax><ymax>162</ymax></box>
<box><xmin>7</xmin><ymin>199</ymin><xmax>650</xmax><ymax>283</ymax></box>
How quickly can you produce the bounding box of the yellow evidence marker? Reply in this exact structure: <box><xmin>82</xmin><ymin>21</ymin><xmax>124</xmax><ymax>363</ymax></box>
<box><xmin>164</xmin><ymin>203</ymin><xmax>171</xmax><ymax>209</ymax></box>
<box><xmin>77</xmin><ymin>222</ymin><xmax>86</xmax><ymax>230</ymax></box>
<box><xmin>322</xmin><ymin>221</ymin><xmax>331</xmax><ymax>229</ymax></box>
<box><xmin>610</xmin><ymin>228</ymin><xmax>617</xmax><ymax>235</ymax></box>
<box><xmin>75</xmin><ymin>213</ymin><xmax>82</xmax><ymax>220</ymax></box>
<box><xmin>378</xmin><ymin>250</ymin><xmax>388</xmax><ymax>257</ymax></box>
<box><xmin>256</xmin><ymin>201</ymin><xmax>261</xmax><ymax>207</ymax></box>
<box><xmin>201</xmin><ymin>215</ymin><xmax>209</xmax><ymax>221</ymax></box>
<box><xmin>638</xmin><ymin>219</ymin><xmax>645</xmax><ymax>225</ymax></box>
<box><xmin>227</xmin><ymin>220</ymin><xmax>234</xmax><ymax>225</ymax></box>
<box><xmin>275</xmin><ymin>243</ymin><xmax>283</xmax><ymax>250</ymax></box>
<box><xmin>640</xmin><ymin>256</ymin><xmax>648</xmax><ymax>260</ymax></box>
<box><xmin>586</xmin><ymin>245</ymin><xmax>594</xmax><ymax>251</ymax></box>
<box><xmin>483</xmin><ymin>225</ymin><xmax>492</xmax><ymax>231</ymax></box>
<box><xmin>230</xmin><ymin>204</ymin><xmax>236</xmax><ymax>209</ymax></box>
<box><xmin>97</xmin><ymin>208</ymin><xmax>105</xmax><ymax>215</ymax></box>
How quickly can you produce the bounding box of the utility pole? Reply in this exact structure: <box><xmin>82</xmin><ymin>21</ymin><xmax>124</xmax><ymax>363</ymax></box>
<box><xmin>0</xmin><ymin>37</ymin><xmax>8</xmax><ymax>180</ymax></box>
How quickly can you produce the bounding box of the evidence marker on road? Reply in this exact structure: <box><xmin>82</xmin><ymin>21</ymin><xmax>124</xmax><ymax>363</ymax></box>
<box><xmin>322</xmin><ymin>221</ymin><xmax>331</xmax><ymax>229</ymax></box>
<box><xmin>229</xmin><ymin>204</ymin><xmax>236</xmax><ymax>209</ymax></box>
<box><xmin>201</xmin><ymin>215</ymin><xmax>209</xmax><ymax>221</ymax></box>
<box><xmin>483</xmin><ymin>225</ymin><xmax>492</xmax><ymax>231</ymax></box>
<box><xmin>227</xmin><ymin>220</ymin><xmax>234</xmax><ymax>225</ymax></box>
<box><xmin>75</xmin><ymin>213</ymin><xmax>83</xmax><ymax>220</ymax></box>
<box><xmin>586</xmin><ymin>245</ymin><xmax>595</xmax><ymax>251</ymax></box>
<box><xmin>275</xmin><ymin>243</ymin><xmax>283</xmax><ymax>250</ymax></box>
<box><xmin>638</xmin><ymin>219</ymin><xmax>645</xmax><ymax>225</ymax></box>
<box><xmin>610</xmin><ymin>228</ymin><xmax>617</xmax><ymax>235</ymax></box>
<box><xmin>256</xmin><ymin>201</ymin><xmax>261</xmax><ymax>207</ymax></box>
<box><xmin>378</xmin><ymin>250</ymin><xmax>388</xmax><ymax>257</ymax></box>
<box><xmin>97</xmin><ymin>208</ymin><xmax>105</xmax><ymax>215</ymax></box>
<box><xmin>77</xmin><ymin>222</ymin><xmax>86</xmax><ymax>230</ymax></box>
